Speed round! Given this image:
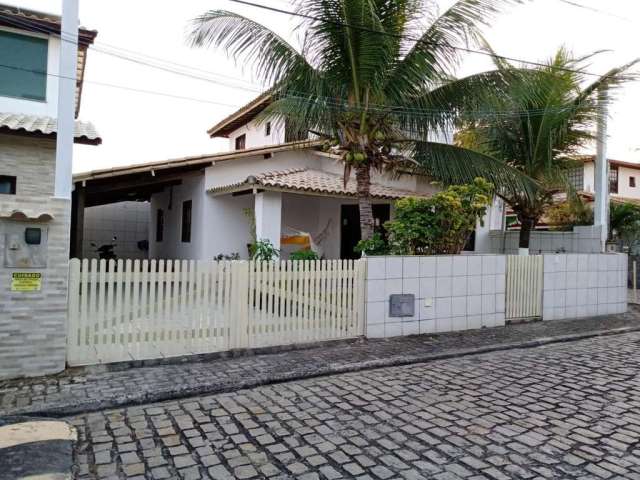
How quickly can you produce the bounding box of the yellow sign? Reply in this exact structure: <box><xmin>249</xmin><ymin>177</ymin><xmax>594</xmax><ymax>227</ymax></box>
<box><xmin>11</xmin><ymin>272</ymin><xmax>42</xmax><ymax>292</ymax></box>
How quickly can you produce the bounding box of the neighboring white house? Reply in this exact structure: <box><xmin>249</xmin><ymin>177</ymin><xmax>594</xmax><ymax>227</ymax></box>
<box><xmin>74</xmin><ymin>93</ymin><xmax>439</xmax><ymax>261</ymax></box>
<box><xmin>575</xmin><ymin>156</ymin><xmax>640</xmax><ymax>203</ymax></box>
<box><xmin>0</xmin><ymin>3</ymin><xmax>100</xmax><ymax>379</ymax></box>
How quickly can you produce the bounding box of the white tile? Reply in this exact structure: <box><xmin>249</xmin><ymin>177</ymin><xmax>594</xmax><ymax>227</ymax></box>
<box><xmin>436</xmin><ymin>297</ymin><xmax>452</xmax><ymax>317</ymax></box>
<box><xmin>403</xmin><ymin>257</ymin><xmax>419</xmax><ymax>278</ymax></box>
<box><xmin>385</xmin><ymin>322</ymin><xmax>403</xmax><ymax>338</ymax></box>
<box><xmin>367</xmin><ymin>323</ymin><xmax>385</xmax><ymax>338</ymax></box>
<box><xmin>565</xmin><ymin>306</ymin><xmax>577</xmax><ymax>319</ymax></box>
<box><xmin>587</xmin><ymin>289</ymin><xmax>598</xmax><ymax>306</ymax></box>
<box><xmin>419</xmin><ymin>301</ymin><xmax>436</xmax><ymax>320</ymax></box>
<box><xmin>436</xmin><ymin>256</ymin><xmax>453</xmax><ymax>276</ymax></box>
<box><xmin>587</xmin><ymin>254</ymin><xmax>599</xmax><ymax>272</ymax></box>
<box><xmin>452</xmin><ymin>297</ymin><xmax>467</xmax><ymax>317</ymax></box>
<box><xmin>481</xmin><ymin>275</ymin><xmax>496</xmax><ymax>295</ymax></box>
<box><xmin>495</xmin><ymin>255</ymin><xmax>506</xmax><ymax>275</ymax></box>
<box><xmin>496</xmin><ymin>293</ymin><xmax>505</xmax><ymax>313</ymax></box>
<box><xmin>367</xmin><ymin>257</ymin><xmax>386</xmax><ymax>280</ymax></box>
<box><xmin>554</xmin><ymin>289</ymin><xmax>566</xmax><ymax>308</ymax></box>
<box><xmin>403</xmin><ymin>321</ymin><xmax>420</xmax><ymax>336</ymax></box>
<box><xmin>618</xmin><ymin>288</ymin><xmax>628</xmax><ymax>303</ymax></box>
<box><xmin>543</xmin><ymin>272</ymin><xmax>555</xmax><ymax>291</ymax></box>
<box><xmin>481</xmin><ymin>294</ymin><xmax>496</xmax><ymax>314</ymax></box>
<box><xmin>436</xmin><ymin>317</ymin><xmax>453</xmax><ymax>333</ymax></box>
<box><xmin>452</xmin><ymin>316</ymin><xmax>468</xmax><ymax>332</ymax></box>
<box><xmin>482</xmin><ymin>314</ymin><xmax>497</xmax><ymax>328</ymax></box>
<box><xmin>452</xmin><ymin>256</ymin><xmax>467</xmax><ymax>277</ymax></box>
<box><xmin>419</xmin><ymin>319</ymin><xmax>436</xmax><ymax>334</ymax></box>
<box><xmin>606</xmin><ymin>271</ymin><xmax>618</xmax><ymax>287</ymax></box>
<box><xmin>543</xmin><ymin>308</ymin><xmax>555</xmax><ymax>321</ymax></box>
<box><xmin>467</xmin><ymin>295</ymin><xmax>482</xmax><ymax>315</ymax></box>
<box><xmin>607</xmin><ymin>287</ymin><xmax>618</xmax><ymax>304</ymax></box>
<box><xmin>495</xmin><ymin>274</ymin><xmax>506</xmax><ymax>294</ymax></box>
<box><xmin>566</xmin><ymin>254</ymin><xmax>578</xmax><ymax>272</ymax></box>
<box><xmin>436</xmin><ymin>277</ymin><xmax>453</xmax><ymax>298</ymax></box>
<box><xmin>419</xmin><ymin>277</ymin><xmax>436</xmax><ymax>299</ymax></box>
<box><xmin>565</xmin><ymin>289</ymin><xmax>577</xmax><ymax>307</ymax></box>
<box><xmin>554</xmin><ymin>271</ymin><xmax>567</xmax><ymax>290</ymax></box>
<box><xmin>587</xmin><ymin>304</ymin><xmax>598</xmax><ymax>316</ymax></box>
<box><xmin>576</xmin><ymin>305</ymin><xmax>589</xmax><ymax>318</ymax></box>
<box><xmin>367</xmin><ymin>301</ymin><xmax>386</xmax><ymax>325</ymax></box>
<box><xmin>556</xmin><ymin>254</ymin><xmax>567</xmax><ymax>272</ymax></box>
<box><xmin>467</xmin><ymin>276</ymin><xmax>483</xmax><ymax>296</ymax></box>
<box><xmin>576</xmin><ymin>272</ymin><xmax>588</xmax><ymax>289</ymax></box>
<box><xmin>402</xmin><ymin>278</ymin><xmax>420</xmax><ymax>297</ymax></box>
<box><xmin>366</xmin><ymin>280</ymin><xmax>386</xmax><ymax>302</ymax></box>
<box><xmin>544</xmin><ymin>255</ymin><xmax>557</xmax><ymax>273</ymax></box>
<box><xmin>494</xmin><ymin>314</ymin><xmax>506</xmax><ymax>327</ymax></box>
<box><xmin>467</xmin><ymin>315</ymin><xmax>483</xmax><ymax>330</ymax></box>
<box><xmin>597</xmin><ymin>303</ymin><xmax>608</xmax><ymax>316</ymax></box>
<box><xmin>566</xmin><ymin>271</ymin><xmax>578</xmax><ymax>288</ymax></box>
<box><xmin>588</xmin><ymin>272</ymin><xmax>599</xmax><ymax>289</ymax></box>
<box><xmin>577</xmin><ymin>254</ymin><xmax>589</xmax><ymax>271</ymax></box>
<box><xmin>553</xmin><ymin>307</ymin><xmax>566</xmax><ymax>320</ymax></box>
<box><xmin>482</xmin><ymin>256</ymin><xmax>496</xmax><ymax>275</ymax></box>
<box><xmin>419</xmin><ymin>257</ymin><xmax>436</xmax><ymax>277</ymax></box>
<box><xmin>451</xmin><ymin>278</ymin><xmax>467</xmax><ymax>297</ymax></box>
<box><xmin>468</xmin><ymin>256</ymin><xmax>482</xmax><ymax>276</ymax></box>
<box><xmin>597</xmin><ymin>274</ymin><xmax>608</xmax><ymax>289</ymax></box>
<box><xmin>386</xmin><ymin>257</ymin><xmax>403</xmax><ymax>278</ymax></box>
<box><xmin>385</xmin><ymin>278</ymin><xmax>403</xmax><ymax>297</ymax></box>
<box><xmin>607</xmin><ymin>255</ymin><xmax>618</xmax><ymax>271</ymax></box>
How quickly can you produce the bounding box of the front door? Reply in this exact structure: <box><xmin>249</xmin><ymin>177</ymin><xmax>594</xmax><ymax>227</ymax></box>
<box><xmin>340</xmin><ymin>204</ymin><xmax>391</xmax><ymax>259</ymax></box>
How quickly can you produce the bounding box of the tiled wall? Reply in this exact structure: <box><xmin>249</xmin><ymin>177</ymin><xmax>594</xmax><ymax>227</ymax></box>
<box><xmin>542</xmin><ymin>253</ymin><xmax>627</xmax><ymax>320</ymax></box>
<box><xmin>365</xmin><ymin>255</ymin><xmax>506</xmax><ymax>338</ymax></box>
<box><xmin>486</xmin><ymin>226</ymin><xmax>602</xmax><ymax>254</ymax></box>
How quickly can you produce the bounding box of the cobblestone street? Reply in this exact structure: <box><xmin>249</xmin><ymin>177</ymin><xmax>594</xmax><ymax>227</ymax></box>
<box><xmin>69</xmin><ymin>331</ymin><xmax>640</xmax><ymax>479</ymax></box>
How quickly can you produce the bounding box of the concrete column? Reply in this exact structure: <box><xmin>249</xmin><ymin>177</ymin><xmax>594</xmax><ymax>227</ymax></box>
<box><xmin>594</xmin><ymin>88</ymin><xmax>609</xmax><ymax>252</ymax></box>
<box><xmin>254</xmin><ymin>191</ymin><xmax>282</xmax><ymax>251</ymax></box>
<box><xmin>475</xmin><ymin>196</ymin><xmax>504</xmax><ymax>254</ymax></box>
<box><xmin>54</xmin><ymin>0</ymin><xmax>79</xmax><ymax>199</ymax></box>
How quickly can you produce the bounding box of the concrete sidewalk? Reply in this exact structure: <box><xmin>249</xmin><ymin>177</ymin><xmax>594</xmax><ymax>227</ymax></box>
<box><xmin>1</xmin><ymin>309</ymin><xmax>639</xmax><ymax>418</ymax></box>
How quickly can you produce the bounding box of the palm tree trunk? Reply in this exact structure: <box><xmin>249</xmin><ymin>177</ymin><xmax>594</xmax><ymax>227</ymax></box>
<box><xmin>519</xmin><ymin>216</ymin><xmax>536</xmax><ymax>251</ymax></box>
<box><xmin>355</xmin><ymin>164</ymin><xmax>374</xmax><ymax>241</ymax></box>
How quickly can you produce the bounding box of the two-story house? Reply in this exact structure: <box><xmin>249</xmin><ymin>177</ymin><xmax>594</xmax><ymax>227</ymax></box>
<box><xmin>572</xmin><ymin>155</ymin><xmax>640</xmax><ymax>203</ymax></box>
<box><xmin>0</xmin><ymin>3</ymin><xmax>100</xmax><ymax>379</ymax></box>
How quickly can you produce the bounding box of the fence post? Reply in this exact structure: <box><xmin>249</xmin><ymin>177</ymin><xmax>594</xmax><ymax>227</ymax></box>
<box><xmin>67</xmin><ymin>258</ymin><xmax>81</xmax><ymax>364</ymax></box>
<box><xmin>230</xmin><ymin>261</ymin><xmax>250</xmax><ymax>349</ymax></box>
<box><xmin>356</xmin><ymin>259</ymin><xmax>367</xmax><ymax>336</ymax></box>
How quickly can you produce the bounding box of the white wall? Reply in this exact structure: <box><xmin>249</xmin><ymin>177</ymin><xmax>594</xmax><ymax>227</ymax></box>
<box><xmin>149</xmin><ymin>175</ymin><xmax>205</xmax><ymax>259</ymax></box>
<box><xmin>365</xmin><ymin>255</ymin><xmax>507</xmax><ymax>338</ymax></box>
<box><xmin>83</xmin><ymin>201</ymin><xmax>149</xmax><ymax>259</ymax></box>
<box><xmin>0</xmin><ymin>26</ymin><xmax>60</xmax><ymax>117</ymax></box>
<box><xmin>583</xmin><ymin>161</ymin><xmax>640</xmax><ymax>200</ymax></box>
<box><xmin>202</xmin><ymin>193</ymin><xmax>255</xmax><ymax>260</ymax></box>
<box><xmin>227</xmin><ymin>116</ymin><xmax>285</xmax><ymax>151</ymax></box>
<box><xmin>542</xmin><ymin>253</ymin><xmax>627</xmax><ymax>320</ymax></box>
<box><xmin>485</xmin><ymin>226</ymin><xmax>602</xmax><ymax>254</ymax></box>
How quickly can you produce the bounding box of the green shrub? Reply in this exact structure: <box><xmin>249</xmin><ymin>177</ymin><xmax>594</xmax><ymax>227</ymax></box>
<box><xmin>386</xmin><ymin>178</ymin><xmax>493</xmax><ymax>255</ymax></box>
<box><xmin>251</xmin><ymin>239</ymin><xmax>280</xmax><ymax>261</ymax></box>
<box><xmin>354</xmin><ymin>232</ymin><xmax>389</xmax><ymax>256</ymax></box>
<box><xmin>289</xmin><ymin>249</ymin><xmax>319</xmax><ymax>261</ymax></box>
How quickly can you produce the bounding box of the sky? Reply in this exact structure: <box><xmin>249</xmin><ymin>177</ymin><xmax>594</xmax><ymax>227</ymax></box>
<box><xmin>7</xmin><ymin>0</ymin><xmax>640</xmax><ymax>173</ymax></box>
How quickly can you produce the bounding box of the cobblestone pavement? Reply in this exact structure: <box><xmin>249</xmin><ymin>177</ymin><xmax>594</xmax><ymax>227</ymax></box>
<box><xmin>1</xmin><ymin>310</ymin><xmax>639</xmax><ymax>417</ymax></box>
<box><xmin>68</xmin><ymin>332</ymin><xmax>640</xmax><ymax>479</ymax></box>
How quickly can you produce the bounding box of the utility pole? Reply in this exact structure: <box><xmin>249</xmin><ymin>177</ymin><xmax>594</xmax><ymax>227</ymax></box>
<box><xmin>54</xmin><ymin>0</ymin><xmax>79</xmax><ymax>199</ymax></box>
<box><xmin>593</xmin><ymin>88</ymin><xmax>609</xmax><ymax>252</ymax></box>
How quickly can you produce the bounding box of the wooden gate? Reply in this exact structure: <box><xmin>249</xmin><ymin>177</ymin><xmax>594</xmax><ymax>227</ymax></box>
<box><xmin>506</xmin><ymin>255</ymin><xmax>543</xmax><ymax>320</ymax></box>
<box><xmin>67</xmin><ymin>259</ymin><xmax>366</xmax><ymax>366</ymax></box>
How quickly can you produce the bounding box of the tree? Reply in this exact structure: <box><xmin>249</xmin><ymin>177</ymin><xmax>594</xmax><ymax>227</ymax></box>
<box><xmin>610</xmin><ymin>201</ymin><xmax>640</xmax><ymax>249</ymax></box>
<box><xmin>457</xmin><ymin>48</ymin><xmax>636</xmax><ymax>251</ymax></box>
<box><xmin>188</xmin><ymin>0</ymin><xmax>534</xmax><ymax>241</ymax></box>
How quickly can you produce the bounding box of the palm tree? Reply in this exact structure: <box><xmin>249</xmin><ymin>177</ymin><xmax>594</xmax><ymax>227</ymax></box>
<box><xmin>457</xmin><ymin>48</ymin><xmax>636</xmax><ymax>251</ymax></box>
<box><xmin>188</xmin><ymin>0</ymin><xmax>534</xmax><ymax>241</ymax></box>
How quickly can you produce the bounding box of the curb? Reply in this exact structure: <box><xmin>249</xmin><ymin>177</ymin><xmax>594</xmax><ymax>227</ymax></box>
<box><xmin>9</xmin><ymin>325</ymin><xmax>640</xmax><ymax>418</ymax></box>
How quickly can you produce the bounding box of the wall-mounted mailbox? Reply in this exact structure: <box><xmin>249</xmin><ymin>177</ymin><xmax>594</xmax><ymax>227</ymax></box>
<box><xmin>389</xmin><ymin>294</ymin><xmax>415</xmax><ymax>317</ymax></box>
<box><xmin>3</xmin><ymin>222</ymin><xmax>48</xmax><ymax>268</ymax></box>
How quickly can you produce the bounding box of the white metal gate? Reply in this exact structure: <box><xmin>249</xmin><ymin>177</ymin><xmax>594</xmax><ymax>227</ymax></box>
<box><xmin>506</xmin><ymin>255</ymin><xmax>543</xmax><ymax>320</ymax></box>
<box><xmin>67</xmin><ymin>259</ymin><xmax>366</xmax><ymax>366</ymax></box>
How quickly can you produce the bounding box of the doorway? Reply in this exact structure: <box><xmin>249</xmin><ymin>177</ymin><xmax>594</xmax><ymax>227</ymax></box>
<box><xmin>340</xmin><ymin>204</ymin><xmax>391</xmax><ymax>259</ymax></box>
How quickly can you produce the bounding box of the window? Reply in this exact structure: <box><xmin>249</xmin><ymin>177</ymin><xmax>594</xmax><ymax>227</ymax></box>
<box><xmin>156</xmin><ymin>209</ymin><xmax>164</xmax><ymax>242</ymax></box>
<box><xmin>235</xmin><ymin>134</ymin><xmax>246</xmax><ymax>150</ymax></box>
<box><xmin>0</xmin><ymin>30</ymin><xmax>48</xmax><ymax>101</ymax></box>
<box><xmin>566</xmin><ymin>167</ymin><xmax>584</xmax><ymax>191</ymax></box>
<box><xmin>181</xmin><ymin>200</ymin><xmax>192</xmax><ymax>243</ymax></box>
<box><xmin>609</xmin><ymin>165</ymin><xmax>619</xmax><ymax>194</ymax></box>
<box><xmin>265</xmin><ymin>122</ymin><xmax>271</xmax><ymax>136</ymax></box>
<box><xmin>0</xmin><ymin>175</ymin><xmax>16</xmax><ymax>194</ymax></box>
<box><xmin>630</xmin><ymin>177</ymin><xmax>636</xmax><ymax>188</ymax></box>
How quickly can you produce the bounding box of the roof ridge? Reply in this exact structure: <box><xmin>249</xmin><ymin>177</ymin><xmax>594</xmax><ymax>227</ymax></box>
<box><xmin>258</xmin><ymin>167</ymin><xmax>308</xmax><ymax>180</ymax></box>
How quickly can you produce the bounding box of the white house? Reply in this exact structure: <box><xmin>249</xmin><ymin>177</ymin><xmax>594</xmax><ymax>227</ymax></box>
<box><xmin>74</xmin><ymin>93</ymin><xmax>439</xmax><ymax>260</ymax></box>
<box><xmin>574</xmin><ymin>156</ymin><xmax>640</xmax><ymax>203</ymax></box>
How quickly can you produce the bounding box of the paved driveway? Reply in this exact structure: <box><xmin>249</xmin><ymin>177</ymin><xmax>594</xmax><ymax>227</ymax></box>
<box><xmin>70</xmin><ymin>332</ymin><xmax>640</xmax><ymax>479</ymax></box>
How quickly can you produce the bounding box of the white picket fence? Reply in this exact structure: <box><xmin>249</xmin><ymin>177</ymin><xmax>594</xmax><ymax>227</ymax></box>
<box><xmin>67</xmin><ymin>259</ymin><xmax>366</xmax><ymax>366</ymax></box>
<box><xmin>506</xmin><ymin>255</ymin><xmax>544</xmax><ymax>320</ymax></box>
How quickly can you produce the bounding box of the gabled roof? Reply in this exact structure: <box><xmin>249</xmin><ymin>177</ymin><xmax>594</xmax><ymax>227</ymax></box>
<box><xmin>207</xmin><ymin>92</ymin><xmax>272</xmax><ymax>138</ymax></box>
<box><xmin>577</xmin><ymin>155</ymin><xmax>640</xmax><ymax>171</ymax></box>
<box><xmin>208</xmin><ymin>167</ymin><xmax>429</xmax><ymax>200</ymax></box>
<box><xmin>0</xmin><ymin>3</ymin><xmax>98</xmax><ymax>117</ymax></box>
<box><xmin>0</xmin><ymin>112</ymin><xmax>101</xmax><ymax>145</ymax></box>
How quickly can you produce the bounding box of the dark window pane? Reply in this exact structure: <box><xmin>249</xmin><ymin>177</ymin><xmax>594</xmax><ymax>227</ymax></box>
<box><xmin>566</xmin><ymin>167</ymin><xmax>584</xmax><ymax>191</ymax></box>
<box><xmin>0</xmin><ymin>176</ymin><xmax>16</xmax><ymax>194</ymax></box>
<box><xmin>235</xmin><ymin>134</ymin><xmax>246</xmax><ymax>150</ymax></box>
<box><xmin>156</xmin><ymin>209</ymin><xmax>164</xmax><ymax>242</ymax></box>
<box><xmin>630</xmin><ymin>177</ymin><xmax>636</xmax><ymax>188</ymax></box>
<box><xmin>181</xmin><ymin>200</ymin><xmax>192</xmax><ymax>243</ymax></box>
<box><xmin>609</xmin><ymin>165</ymin><xmax>619</xmax><ymax>194</ymax></box>
<box><xmin>0</xmin><ymin>31</ymin><xmax>48</xmax><ymax>101</ymax></box>
<box><xmin>265</xmin><ymin>122</ymin><xmax>271</xmax><ymax>136</ymax></box>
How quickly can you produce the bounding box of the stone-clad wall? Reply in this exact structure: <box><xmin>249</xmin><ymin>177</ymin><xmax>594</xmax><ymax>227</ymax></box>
<box><xmin>365</xmin><ymin>255</ymin><xmax>506</xmax><ymax>339</ymax></box>
<box><xmin>0</xmin><ymin>135</ymin><xmax>70</xmax><ymax>379</ymax></box>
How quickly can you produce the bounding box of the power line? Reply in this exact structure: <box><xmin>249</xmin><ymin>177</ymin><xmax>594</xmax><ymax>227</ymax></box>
<box><xmin>227</xmin><ymin>0</ymin><xmax>606</xmax><ymax>78</ymax></box>
<box><xmin>557</xmin><ymin>0</ymin><xmax>633</xmax><ymax>23</ymax></box>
